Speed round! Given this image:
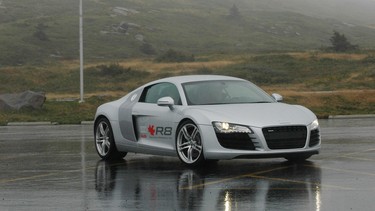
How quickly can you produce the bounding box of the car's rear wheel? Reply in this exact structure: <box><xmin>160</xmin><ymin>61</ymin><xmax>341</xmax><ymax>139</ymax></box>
<box><xmin>176</xmin><ymin>120</ymin><xmax>205</xmax><ymax>166</ymax></box>
<box><xmin>95</xmin><ymin>117</ymin><xmax>127</xmax><ymax>160</ymax></box>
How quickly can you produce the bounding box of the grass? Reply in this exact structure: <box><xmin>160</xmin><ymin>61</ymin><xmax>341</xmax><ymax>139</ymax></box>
<box><xmin>0</xmin><ymin>51</ymin><xmax>374</xmax><ymax>125</ymax></box>
<box><xmin>0</xmin><ymin>96</ymin><xmax>113</xmax><ymax>125</ymax></box>
<box><xmin>2</xmin><ymin>0</ymin><xmax>375</xmax><ymax>66</ymax></box>
<box><xmin>276</xmin><ymin>90</ymin><xmax>375</xmax><ymax>118</ymax></box>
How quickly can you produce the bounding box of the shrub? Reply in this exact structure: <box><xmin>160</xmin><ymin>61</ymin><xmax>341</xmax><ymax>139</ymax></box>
<box><xmin>155</xmin><ymin>49</ymin><xmax>195</xmax><ymax>63</ymax></box>
<box><xmin>33</xmin><ymin>23</ymin><xmax>49</xmax><ymax>41</ymax></box>
<box><xmin>193</xmin><ymin>67</ymin><xmax>213</xmax><ymax>74</ymax></box>
<box><xmin>140</xmin><ymin>43</ymin><xmax>156</xmax><ymax>55</ymax></box>
<box><xmin>329</xmin><ymin>31</ymin><xmax>358</xmax><ymax>52</ymax></box>
<box><xmin>86</xmin><ymin>63</ymin><xmax>150</xmax><ymax>80</ymax></box>
<box><xmin>97</xmin><ymin>63</ymin><xmax>127</xmax><ymax>76</ymax></box>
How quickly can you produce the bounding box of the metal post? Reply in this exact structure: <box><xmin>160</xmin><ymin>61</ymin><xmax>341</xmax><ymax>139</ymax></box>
<box><xmin>79</xmin><ymin>0</ymin><xmax>84</xmax><ymax>103</ymax></box>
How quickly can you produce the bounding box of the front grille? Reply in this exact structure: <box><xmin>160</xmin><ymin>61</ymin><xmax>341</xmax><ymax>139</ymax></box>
<box><xmin>309</xmin><ymin>129</ymin><xmax>320</xmax><ymax>147</ymax></box>
<box><xmin>216</xmin><ymin>133</ymin><xmax>255</xmax><ymax>150</ymax></box>
<box><xmin>262</xmin><ymin>126</ymin><xmax>307</xmax><ymax>150</ymax></box>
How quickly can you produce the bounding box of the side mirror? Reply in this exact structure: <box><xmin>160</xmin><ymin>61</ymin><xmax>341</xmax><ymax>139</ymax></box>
<box><xmin>272</xmin><ymin>93</ymin><xmax>283</xmax><ymax>102</ymax></box>
<box><xmin>157</xmin><ymin>97</ymin><xmax>175</xmax><ymax>110</ymax></box>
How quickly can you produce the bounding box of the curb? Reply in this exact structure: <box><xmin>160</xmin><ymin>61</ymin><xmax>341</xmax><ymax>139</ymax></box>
<box><xmin>6</xmin><ymin>121</ymin><xmax>94</xmax><ymax>126</ymax></box>
<box><xmin>328</xmin><ymin>114</ymin><xmax>375</xmax><ymax>119</ymax></box>
<box><xmin>81</xmin><ymin>121</ymin><xmax>94</xmax><ymax>125</ymax></box>
<box><xmin>7</xmin><ymin>122</ymin><xmax>57</xmax><ymax>126</ymax></box>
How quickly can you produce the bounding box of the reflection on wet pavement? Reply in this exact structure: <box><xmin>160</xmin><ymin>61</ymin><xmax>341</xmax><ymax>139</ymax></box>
<box><xmin>94</xmin><ymin>159</ymin><xmax>322</xmax><ymax>210</ymax></box>
<box><xmin>0</xmin><ymin>119</ymin><xmax>374</xmax><ymax>210</ymax></box>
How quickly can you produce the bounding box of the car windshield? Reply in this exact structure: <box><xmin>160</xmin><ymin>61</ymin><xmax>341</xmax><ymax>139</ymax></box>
<box><xmin>182</xmin><ymin>80</ymin><xmax>275</xmax><ymax>105</ymax></box>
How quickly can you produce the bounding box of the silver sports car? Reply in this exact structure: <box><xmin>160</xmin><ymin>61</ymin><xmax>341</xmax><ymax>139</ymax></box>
<box><xmin>94</xmin><ymin>75</ymin><xmax>320</xmax><ymax>166</ymax></box>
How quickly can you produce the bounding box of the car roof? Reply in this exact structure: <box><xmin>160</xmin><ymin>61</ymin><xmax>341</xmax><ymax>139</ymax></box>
<box><xmin>149</xmin><ymin>75</ymin><xmax>245</xmax><ymax>85</ymax></box>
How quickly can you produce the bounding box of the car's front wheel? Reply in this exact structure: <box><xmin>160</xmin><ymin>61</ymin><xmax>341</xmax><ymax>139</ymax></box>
<box><xmin>94</xmin><ymin>117</ymin><xmax>127</xmax><ymax>160</ymax></box>
<box><xmin>176</xmin><ymin>120</ymin><xmax>205</xmax><ymax>166</ymax></box>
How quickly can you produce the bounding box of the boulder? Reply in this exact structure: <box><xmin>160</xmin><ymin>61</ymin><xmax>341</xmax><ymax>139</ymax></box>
<box><xmin>112</xmin><ymin>7</ymin><xmax>139</xmax><ymax>16</ymax></box>
<box><xmin>0</xmin><ymin>91</ymin><xmax>46</xmax><ymax>111</ymax></box>
<box><xmin>135</xmin><ymin>34</ymin><xmax>144</xmax><ymax>42</ymax></box>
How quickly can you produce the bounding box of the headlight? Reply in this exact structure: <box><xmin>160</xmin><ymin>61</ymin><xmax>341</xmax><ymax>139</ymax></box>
<box><xmin>311</xmin><ymin>119</ymin><xmax>319</xmax><ymax>130</ymax></box>
<box><xmin>212</xmin><ymin>122</ymin><xmax>253</xmax><ymax>134</ymax></box>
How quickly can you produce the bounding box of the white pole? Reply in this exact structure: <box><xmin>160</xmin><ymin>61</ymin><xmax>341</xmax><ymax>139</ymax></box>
<box><xmin>79</xmin><ymin>0</ymin><xmax>84</xmax><ymax>103</ymax></box>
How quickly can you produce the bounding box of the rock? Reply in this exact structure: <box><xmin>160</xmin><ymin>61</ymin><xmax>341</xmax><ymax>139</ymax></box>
<box><xmin>112</xmin><ymin>7</ymin><xmax>139</xmax><ymax>16</ymax></box>
<box><xmin>135</xmin><ymin>34</ymin><xmax>144</xmax><ymax>42</ymax></box>
<box><xmin>127</xmin><ymin>23</ymin><xmax>140</xmax><ymax>28</ymax></box>
<box><xmin>0</xmin><ymin>91</ymin><xmax>46</xmax><ymax>111</ymax></box>
<box><xmin>110</xmin><ymin>22</ymin><xmax>141</xmax><ymax>34</ymax></box>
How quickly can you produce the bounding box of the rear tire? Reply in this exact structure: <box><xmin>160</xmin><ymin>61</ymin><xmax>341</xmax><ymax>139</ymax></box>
<box><xmin>94</xmin><ymin>117</ymin><xmax>127</xmax><ymax>160</ymax></box>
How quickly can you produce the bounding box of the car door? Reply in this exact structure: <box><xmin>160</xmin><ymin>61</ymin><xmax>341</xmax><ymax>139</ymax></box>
<box><xmin>118</xmin><ymin>89</ymin><xmax>143</xmax><ymax>142</ymax></box>
<box><xmin>132</xmin><ymin>82</ymin><xmax>182</xmax><ymax>154</ymax></box>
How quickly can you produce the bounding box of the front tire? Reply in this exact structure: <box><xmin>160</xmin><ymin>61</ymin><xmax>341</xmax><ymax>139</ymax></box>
<box><xmin>94</xmin><ymin>117</ymin><xmax>127</xmax><ymax>160</ymax></box>
<box><xmin>176</xmin><ymin>120</ymin><xmax>205</xmax><ymax>166</ymax></box>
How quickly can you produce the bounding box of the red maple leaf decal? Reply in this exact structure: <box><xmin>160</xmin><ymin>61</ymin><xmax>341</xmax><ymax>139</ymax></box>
<box><xmin>148</xmin><ymin>125</ymin><xmax>155</xmax><ymax>136</ymax></box>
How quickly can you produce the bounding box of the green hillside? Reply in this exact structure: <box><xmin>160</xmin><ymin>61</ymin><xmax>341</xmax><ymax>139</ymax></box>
<box><xmin>1</xmin><ymin>0</ymin><xmax>375</xmax><ymax>65</ymax></box>
<box><xmin>0</xmin><ymin>51</ymin><xmax>374</xmax><ymax>124</ymax></box>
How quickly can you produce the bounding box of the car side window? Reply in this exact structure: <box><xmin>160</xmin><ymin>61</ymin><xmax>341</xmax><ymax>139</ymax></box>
<box><xmin>139</xmin><ymin>83</ymin><xmax>181</xmax><ymax>105</ymax></box>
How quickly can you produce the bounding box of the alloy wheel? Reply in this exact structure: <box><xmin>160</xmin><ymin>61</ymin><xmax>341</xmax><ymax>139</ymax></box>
<box><xmin>177</xmin><ymin>122</ymin><xmax>203</xmax><ymax>165</ymax></box>
<box><xmin>95</xmin><ymin>121</ymin><xmax>111</xmax><ymax>157</ymax></box>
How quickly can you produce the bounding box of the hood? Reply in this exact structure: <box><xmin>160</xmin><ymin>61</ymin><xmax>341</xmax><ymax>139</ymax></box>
<box><xmin>189</xmin><ymin>103</ymin><xmax>316</xmax><ymax>128</ymax></box>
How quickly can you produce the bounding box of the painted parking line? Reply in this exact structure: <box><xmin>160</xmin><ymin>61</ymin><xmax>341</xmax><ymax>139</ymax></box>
<box><xmin>339</xmin><ymin>148</ymin><xmax>375</xmax><ymax>157</ymax></box>
<box><xmin>181</xmin><ymin>164</ymin><xmax>353</xmax><ymax>191</ymax></box>
<box><xmin>0</xmin><ymin>160</ymin><xmax>135</xmax><ymax>185</ymax></box>
<box><xmin>249</xmin><ymin>174</ymin><xmax>352</xmax><ymax>190</ymax></box>
<box><xmin>315</xmin><ymin>148</ymin><xmax>375</xmax><ymax>162</ymax></box>
<box><xmin>0</xmin><ymin>172</ymin><xmax>60</xmax><ymax>184</ymax></box>
<box><xmin>341</xmin><ymin>156</ymin><xmax>375</xmax><ymax>161</ymax></box>
<box><xmin>306</xmin><ymin>164</ymin><xmax>375</xmax><ymax>177</ymax></box>
<box><xmin>180</xmin><ymin>165</ymin><xmax>291</xmax><ymax>190</ymax></box>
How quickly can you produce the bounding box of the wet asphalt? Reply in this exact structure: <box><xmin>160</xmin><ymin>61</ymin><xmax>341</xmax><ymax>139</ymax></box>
<box><xmin>0</xmin><ymin>118</ymin><xmax>374</xmax><ymax>211</ymax></box>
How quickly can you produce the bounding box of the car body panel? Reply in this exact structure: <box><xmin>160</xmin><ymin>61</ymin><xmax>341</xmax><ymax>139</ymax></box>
<box><xmin>184</xmin><ymin>103</ymin><xmax>315</xmax><ymax>127</ymax></box>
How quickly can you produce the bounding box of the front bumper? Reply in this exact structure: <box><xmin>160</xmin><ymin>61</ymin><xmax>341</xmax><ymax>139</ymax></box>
<box><xmin>199</xmin><ymin>124</ymin><xmax>321</xmax><ymax>160</ymax></box>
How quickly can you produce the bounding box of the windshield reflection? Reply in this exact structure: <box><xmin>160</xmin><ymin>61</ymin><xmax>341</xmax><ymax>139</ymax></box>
<box><xmin>94</xmin><ymin>159</ymin><xmax>321</xmax><ymax>210</ymax></box>
<box><xmin>183</xmin><ymin>80</ymin><xmax>274</xmax><ymax>105</ymax></box>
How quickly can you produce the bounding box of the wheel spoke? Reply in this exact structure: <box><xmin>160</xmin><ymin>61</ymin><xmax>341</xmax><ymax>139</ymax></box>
<box><xmin>104</xmin><ymin>127</ymin><xmax>109</xmax><ymax>136</ymax></box>
<box><xmin>192</xmin><ymin>144</ymin><xmax>202</xmax><ymax>152</ymax></box>
<box><xmin>179</xmin><ymin>145</ymin><xmax>190</xmax><ymax>151</ymax></box>
<box><xmin>187</xmin><ymin>146</ymin><xmax>193</xmax><ymax>162</ymax></box>
<box><xmin>101</xmin><ymin>141</ymin><xmax>106</xmax><ymax>152</ymax></box>
<box><xmin>191</xmin><ymin>127</ymin><xmax>198</xmax><ymax>140</ymax></box>
<box><xmin>99</xmin><ymin>123</ymin><xmax>106</xmax><ymax>136</ymax></box>
<box><xmin>97</xmin><ymin>141</ymin><xmax>104</xmax><ymax>155</ymax></box>
<box><xmin>181</xmin><ymin>126</ymin><xmax>191</xmax><ymax>140</ymax></box>
<box><xmin>96</xmin><ymin>138</ymin><xmax>103</xmax><ymax>145</ymax></box>
<box><xmin>105</xmin><ymin>139</ymin><xmax>110</xmax><ymax>149</ymax></box>
<box><xmin>179</xmin><ymin>142</ymin><xmax>189</xmax><ymax>147</ymax></box>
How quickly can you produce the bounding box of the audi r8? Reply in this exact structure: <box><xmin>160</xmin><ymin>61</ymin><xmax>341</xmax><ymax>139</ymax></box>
<box><xmin>94</xmin><ymin>75</ymin><xmax>320</xmax><ymax>166</ymax></box>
